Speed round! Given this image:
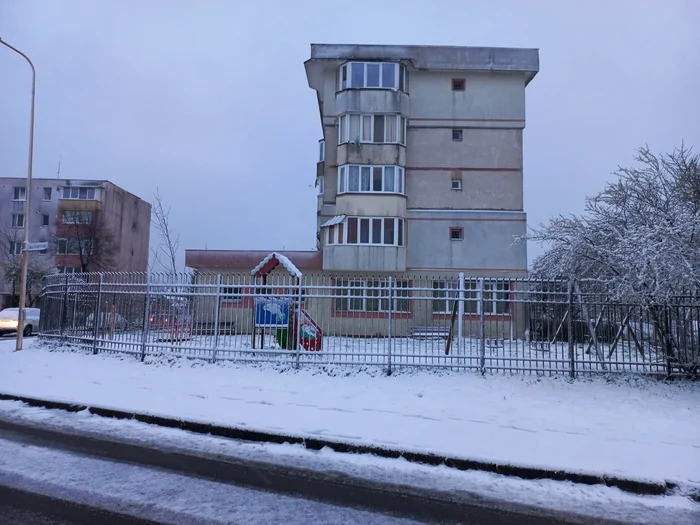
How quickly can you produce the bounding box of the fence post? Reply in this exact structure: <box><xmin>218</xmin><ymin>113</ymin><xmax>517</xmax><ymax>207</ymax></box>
<box><xmin>92</xmin><ymin>273</ymin><xmax>103</xmax><ymax>355</ymax></box>
<box><xmin>457</xmin><ymin>272</ymin><xmax>465</xmax><ymax>355</ymax></box>
<box><xmin>212</xmin><ymin>274</ymin><xmax>222</xmax><ymax>363</ymax></box>
<box><xmin>294</xmin><ymin>279</ymin><xmax>303</xmax><ymax>370</ymax></box>
<box><xmin>478</xmin><ymin>277</ymin><xmax>486</xmax><ymax>374</ymax></box>
<box><xmin>387</xmin><ymin>276</ymin><xmax>393</xmax><ymax>376</ymax></box>
<box><xmin>59</xmin><ymin>273</ymin><xmax>69</xmax><ymax>340</ymax></box>
<box><xmin>567</xmin><ymin>278</ymin><xmax>575</xmax><ymax>379</ymax></box>
<box><xmin>140</xmin><ymin>274</ymin><xmax>151</xmax><ymax>362</ymax></box>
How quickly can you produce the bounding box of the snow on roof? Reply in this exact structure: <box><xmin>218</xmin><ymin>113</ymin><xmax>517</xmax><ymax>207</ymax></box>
<box><xmin>320</xmin><ymin>215</ymin><xmax>346</xmax><ymax>228</ymax></box>
<box><xmin>250</xmin><ymin>252</ymin><xmax>303</xmax><ymax>279</ymax></box>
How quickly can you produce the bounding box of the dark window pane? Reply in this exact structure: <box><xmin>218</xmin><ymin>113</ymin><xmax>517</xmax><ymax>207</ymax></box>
<box><xmin>351</xmin><ymin>63</ymin><xmax>364</xmax><ymax>87</ymax></box>
<box><xmin>360</xmin><ymin>167</ymin><xmax>371</xmax><ymax>191</ymax></box>
<box><xmin>349</xmin><ymin>166</ymin><xmax>360</xmax><ymax>191</ymax></box>
<box><xmin>79</xmin><ymin>188</ymin><xmax>88</xmax><ymax>199</ymax></box>
<box><xmin>373</xmin><ymin>115</ymin><xmax>384</xmax><ymax>142</ymax></box>
<box><xmin>372</xmin><ymin>167</ymin><xmax>383</xmax><ymax>191</ymax></box>
<box><xmin>340</xmin><ymin>65</ymin><xmax>347</xmax><ymax>90</ymax></box>
<box><xmin>398</xmin><ymin>219</ymin><xmax>404</xmax><ymax>246</ymax></box>
<box><xmin>359</xmin><ymin>219</ymin><xmax>370</xmax><ymax>243</ymax></box>
<box><xmin>366</xmin><ymin>63</ymin><xmax>380</xmax><ymax>87</ymax></box>
<box><xmin>372</xmin><ymin>219</ymin><xmax>382</xmax><ymax>243</ymax></box>
<box><xmin>381</xmin><ymin>63</ymin><xmax>395</xmax><ymax>88</ymax></box>
<box><xmin>347</xmin><ymin>218</ymin><xmax>358</xmax><ymax>243</ymax></box>
<box><xmin>383</xmin><ymin>219</ymin><xmax>394</xmax><ymax>245</ymax></box>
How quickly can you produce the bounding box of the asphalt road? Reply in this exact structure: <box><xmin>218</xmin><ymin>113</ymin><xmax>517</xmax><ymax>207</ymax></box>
<box><xmin>0</xmin><ymin>418</ymin><xmax>619</xmax><ymax>525</ymax></box>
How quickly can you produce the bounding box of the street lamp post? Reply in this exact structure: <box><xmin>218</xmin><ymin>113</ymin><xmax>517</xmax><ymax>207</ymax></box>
<box><xmin>0</xmin><ymin>37</ymin><xmax>36</xmax><ymax>351</ymax></box>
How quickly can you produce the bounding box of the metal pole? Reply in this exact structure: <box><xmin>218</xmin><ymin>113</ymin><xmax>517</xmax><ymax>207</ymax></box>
<box><xmin>140</xmin><ymin>274</ymin><xmax>151</xmax><ymax>362</ymax></box>
<box><xmin>567</xmin><ymin>279</ymin><xmax>575</xmax><ymax>379</ymax></box>
<box><xmin>92</xmin><ymin>274</ymin><xmax>103</xmax><ymax>355</ymax></box>
<box><xmin>60</xmin><ymin>273</ymin><xmax>69</xmax><ymax>340</ymax></box>
<box><xmin>479</xmin><ymin>278</ymin><xmax>486</xmax><ymax>374</ymax></box>
<box><xmin>457</xmin><ymin>272</ymin><xmax>465</xmax><ymax>355</ymax></box>
<box><xmin>1</xmin><ymin>38</ymin><xmax>37</xmax><ymax>352</ymax></box>
<box><xmin>387</xmin><ymin>276</ymin><xmax>393</xmax><ymax>376</ymax></box>
<box><xmin>212</xmin><ymin>274</ymin><xmax>222</xmax><ymax>362</ymax></box>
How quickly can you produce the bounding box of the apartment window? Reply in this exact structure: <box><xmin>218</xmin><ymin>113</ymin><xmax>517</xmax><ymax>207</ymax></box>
<box><xmin>12</xmin><ymin>187</ymin><xmax>26</xmax><ymax>201</ymax></box>
<box><xmin>43</xmin><ymin>187</ymin><xmax>52</xmax><ymax>201</ymax></box>
<box><xmin>337</xmin><ymin>165</ymin><xmax>405</xmax><ymax>195</ymax></box>
<box><xmin>11</xmin><ymin>214</ymin><xmax>25</xmax><ymax>228</ymax></box>
<box><xmin>338</xmin><ymin>62</ymin><xmax>407</xmax><ymax>91</ymax></box>
<box><xmin>452</xmin><ymin>78</ymin><xmax>466</xmax><ymax>91</ymax></box>
<box><xmin>318</xmin><ymin>140</ymin><xmax>325</xmax><ymax>162</ymax></box>
<box><xmin>61</xmin><ymin>187</ymin><xmax>96</xmax><ymax>200</ymax></box>
<box><xmin>335</xmin><ymin>279</ymin><xmax>410</xmax><ymax>313</ymax></box>
<box><xmin>450</xmin><ymin>227</ymin><xmax>464</xmax><ymax>240</ymax></box>
<box><xmin>57</xmin><ymin>237</ymin><xmax>94</xmax><ymax>255</ymax></box>
<box><xmin>328</xmin><ymin>217</ymin><xmax>405</xmax><ymax>247</ymax></box>
<box><xmin>451</xmin><ymin>179</ymin><xmax>462</xmax><ymax>190</ymax></box>
<box><xmin>316</xmin><ymin>176</ymin><xmax>324</xmax><ymax>195</ymax></box>
<box><xmin>452</xmin><ymin>129</ymin><xmax>463</xmax><ymax>141</ymax></box>
<box><xmin>220</xmin><ymin>286</ymin><xmax>242</xmax><ymax>304</ymax></box>
<box><xmin>8</xmin><ymin>241</ymin><xmax>22</xmax><ymax>256</ymax></box>
<box><xmin>432</xmin><ymin>280</ymin><xmax>509</xmax><ymax>315</ymax></box>
<box><xmin>62</xmin><ymin>210</ymin><xmax>92</xmax><ymax>225</ymax></box>
<box><xmin>338</xmin><ymin>114</ymin><xmax>407</xmax><ymax>145</ymax></box>
<box><xmin>41</xmin><ymin>214</ymin><xmax>50</xmax><ymax>227</ymax></box>
<box><xmin>57</xmin><ymin>266</ymin><xmax>82</xmax><ymax>274</ymax></box>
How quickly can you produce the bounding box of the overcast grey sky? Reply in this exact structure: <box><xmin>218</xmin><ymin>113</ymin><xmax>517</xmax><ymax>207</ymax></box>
<box><xmin>1</xmin><ymin>0</ymin><xmax>698</xmax><ymax>269</ymax></box>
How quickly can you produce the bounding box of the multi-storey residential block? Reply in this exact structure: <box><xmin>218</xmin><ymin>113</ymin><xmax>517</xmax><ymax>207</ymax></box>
<box><xmin>0</xmin><ymin>178</ymin><xmax>151</xmax><ymax>308</ymax></box>
<box><xmin>184</xmin><ymin>44</ymin><xmax>539</xmax><ymax>335</ymax></box>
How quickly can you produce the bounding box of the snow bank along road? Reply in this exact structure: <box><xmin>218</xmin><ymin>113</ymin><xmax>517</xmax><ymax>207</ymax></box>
<box><xmin>0</xmin><ymin>412</ymin><xmax>625</xmax><ymax>525</ymax></box>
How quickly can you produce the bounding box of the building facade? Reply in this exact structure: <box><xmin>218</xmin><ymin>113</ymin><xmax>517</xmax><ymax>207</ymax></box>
<box><xmin>184</xmin><ymin>44</ymin><xmax>539</xmax><ymax>336</ymax></box>
<box><xmin>0</xmin><ymin>178</ymin><xmax>151</xmax><ymax>308</ymax></box>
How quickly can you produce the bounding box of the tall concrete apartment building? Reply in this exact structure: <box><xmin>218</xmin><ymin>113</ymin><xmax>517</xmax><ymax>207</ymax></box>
<box><xmin>309</xmin><ymin>44</ymin><xmax>538</xmax><ymax>276</ymax></box>
<box><xmin>0</xmin><ymin>178</ymin><xmax>151</xmax><ymax>308</ymax></box>
<box><xmin>187</xmin><ymin>44</ymin><xmax>539</xmax><ymax>280</ymax></box>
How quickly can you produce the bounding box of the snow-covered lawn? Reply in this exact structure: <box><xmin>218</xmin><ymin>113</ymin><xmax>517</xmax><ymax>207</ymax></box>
<box><xmin>1</xmin><ymin>337</ymin><xmax>699</xmax><ymax>489</ymax></box>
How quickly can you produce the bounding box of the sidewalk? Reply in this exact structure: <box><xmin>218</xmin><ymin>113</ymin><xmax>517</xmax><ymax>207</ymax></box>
<box><xmin>1</xmin><ymin>338</ymin><xmax>698</xmax><ymax>486</ymax></box>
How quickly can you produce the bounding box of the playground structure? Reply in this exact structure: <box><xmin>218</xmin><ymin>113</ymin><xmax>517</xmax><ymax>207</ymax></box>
<box><xmin>250</xmin><ymin>252</ymin><xmax>322</xmax><ymax>352</ymax></box>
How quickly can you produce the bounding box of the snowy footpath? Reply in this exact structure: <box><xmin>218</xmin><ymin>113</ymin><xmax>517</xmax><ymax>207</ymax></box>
<box><xmin>0</xmin><ymin>339</ymin><xmax>699</xmax><ymax>489</ymax></box>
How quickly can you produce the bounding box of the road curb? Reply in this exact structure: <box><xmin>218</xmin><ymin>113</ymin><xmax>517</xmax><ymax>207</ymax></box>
<box><xmin>0</xmin><ymin>391</ymin><xmax>673</xmax><ymax>496</ymax></box>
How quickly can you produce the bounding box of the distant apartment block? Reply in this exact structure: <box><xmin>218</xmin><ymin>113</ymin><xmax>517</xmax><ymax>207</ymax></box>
<box><xmin>0</xmin><ymin>178</ymin><xmax>151</xmax><ymax>308</ymax></box>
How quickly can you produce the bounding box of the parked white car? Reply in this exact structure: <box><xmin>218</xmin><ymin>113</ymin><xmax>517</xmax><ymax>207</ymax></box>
<box><xmin>0</xmin><ymin>307</ymin><xmax>41</xmax><ymax>337</ymax></box>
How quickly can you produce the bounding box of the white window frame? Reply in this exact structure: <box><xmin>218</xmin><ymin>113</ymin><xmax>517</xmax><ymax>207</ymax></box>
<box><xmin>61</xmin><ymin>187</ymin><xmax>97</xmax><ymax>200</ymax></box>
<box><xmin>316</xmin><ymin>175</ymin><xmax>324</xmax><ymax>195</ymax></box>
<box><xmin>338</xmin><ymin>114</ymin><xmax>407</xmax><ymax>146</ymax></box>
<box><xmin>57</xmin><ymin>266</ymin><xmax>82</xmax><ymax>274</ymax></box>
<box><xmin>9</xmin><ymin>241</ymin><xmax>22</xmax><ymax>256</ymax></box>
<box><xmin>432</xmin><ymin>279</ymin><xmax>510</xmax><ymax>315</ymax></box>
<box><xmin>57</xmin><ymin>237</ymin><xmax>94</xmax><ymax>255</ymax></box>
<box><xmin>338</xmin><ymin>62</ymin><xmax>407</xmax><ymax>91</ymax></box>
<box><xmin>11</xmin><ymin>214</ymin><xmax>25</xmax><ymax>228</ymax></box>
<box><xmin>12</xmin><ymin>187</ymin><xmax>26</xmax><ymax>201</ymax></box>
<box><xmin>318</xmin><ymin>139</ymin><xmax>325</xmax><ymax>162</ymax></box>
<box><xmin>335</xmin><ymin>279</ymin><xmax>410</xmax><ymax>313</ymax></box>
<box><xmin>41</xmin><ymin>214</ymin><xmax>50</xmax><ymax>227</ymax></box>
<box><xmin>327</xmin><ymin>216</ymin><xmax>404</xmax><ymax>247</ymax></box>
<box><xmin>451</xmin><ymin>179</ymin><xmax>462</xmax><ymax>190</ymax></box>
<box><xmin>62</xmin><ymin>210</ymin><xmax>93</xmax><ymax>225</ymax></box>
<box><xmin>43</xmin><ymin>187</ymin><xmax>52</xmax><ymax>201</ymax></box>
<box><xmin>337</xmin><ymin>165</ymin><xmax>405</xmax><ymax>195</ymax></box>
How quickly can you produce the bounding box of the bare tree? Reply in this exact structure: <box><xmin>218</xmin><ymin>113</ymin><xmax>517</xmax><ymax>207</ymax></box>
<box><xmin>151</xmin><ymin>188</ymin><xmax>180</xmax><ymax>275</ymax></box>
<box><xmin>0</xmin><ymin>226</ymin><xmax>53</xmax><ymax>306</ymax></box>
<box><xmin>55</xmin><ymin>210</ymin><xmax>118</xmax><ymax>272</ymax></box>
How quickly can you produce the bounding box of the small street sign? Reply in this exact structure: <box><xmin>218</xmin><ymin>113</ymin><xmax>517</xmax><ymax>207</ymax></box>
<box><xmin>25</xmin><ymin>241</ymin><xmax>49</xmax><ymax>252</ymax></box>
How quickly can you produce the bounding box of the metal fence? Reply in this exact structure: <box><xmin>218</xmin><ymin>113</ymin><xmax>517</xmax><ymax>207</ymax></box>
<box><xmin>38</xmin><ymin>272</ymin><xmax>700</xmax><ymax>378</ymax></box>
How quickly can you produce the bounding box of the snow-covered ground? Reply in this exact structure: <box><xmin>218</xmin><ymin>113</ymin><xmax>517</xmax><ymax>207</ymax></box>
<box><xmin>1</xmin><ymin>338</ymin><xmax>699</xmax><ymax>488</ymax></box>
<box><xmin>0</xmin><ymin>400</ymin><xmax>698</xmax><ymax>525</ymax></box>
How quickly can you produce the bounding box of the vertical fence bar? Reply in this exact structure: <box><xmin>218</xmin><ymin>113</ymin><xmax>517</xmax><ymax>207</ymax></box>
<box><xmin>479</xmin><ymin>277</ymin><xmax>486</xmax><ymax>374</ymax></box>
<box><xmin>59</xmin><ymin>273</ymin><xmax>69</xmax><ymax>340</ymax></box>
<box><xmin>92</xmin><ymin>273</ymin><xmax>103</xmax><ymax>355</ymax></box>
<box><xmin>387</xmin><ymin>276</ymin><xmax>393</xmax><ymax>376</ymax></box>
<box><xmin>212</xmin><ymin>274</ymin><xmax>222</xmax><ymax>362</ymax></box>
<box><xmin>295</xmin><ymin>278</ymin><xmax>303</xmax><ymax>369</ymax></box>
<box><xmin>457</xmin><ymin>272</ymin><xmax>465</xmax><ymax>355</ymax></box>
<box><xmin>567</xmin><ymin>278</ymin><xmax>575</xmax><ymax>378</ymax></box>
<box><xmin>140</xmin><ymin>274</ymin><xmax>151</xmax><ymax>362</ymax></box>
